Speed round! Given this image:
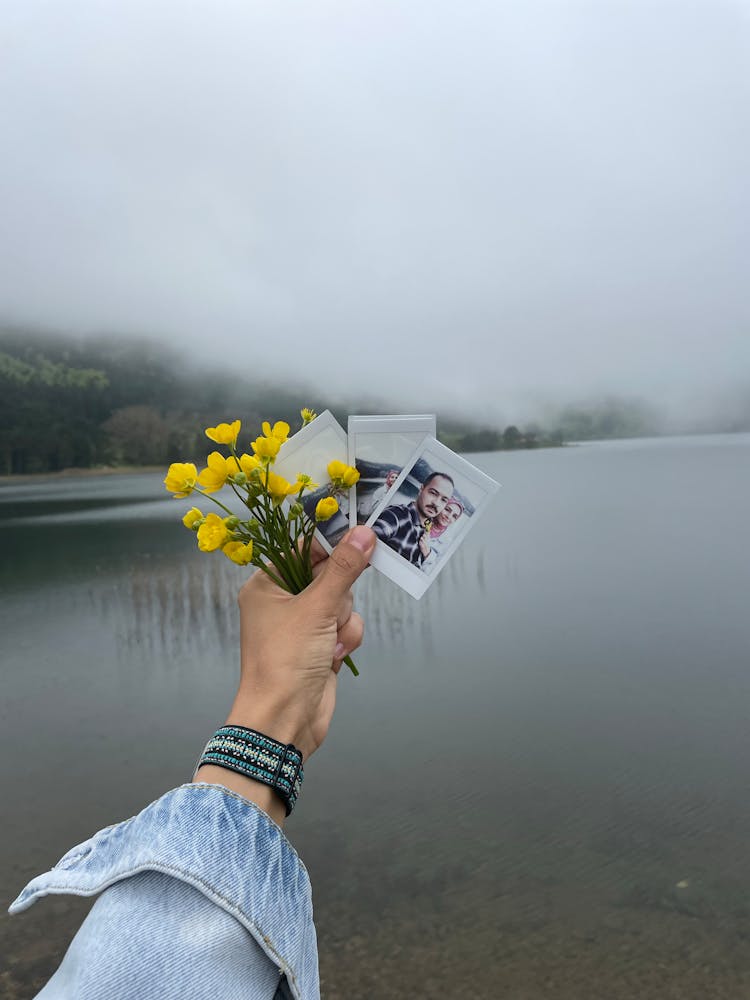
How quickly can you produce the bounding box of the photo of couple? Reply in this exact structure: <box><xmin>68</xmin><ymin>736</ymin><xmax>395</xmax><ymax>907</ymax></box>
<box><xmin>372</xmin><ymin>468</ymin><xmax>467</xmax><ymax>575</ymax></box>
<box><xmin>351</xmin><ymin>421</ymin><xmax>498</xmax><ymax>598</ymax></box>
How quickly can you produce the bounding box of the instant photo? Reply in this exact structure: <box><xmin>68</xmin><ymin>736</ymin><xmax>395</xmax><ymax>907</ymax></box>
<box><xmin>347</xmin><ymin>414</ymin><xmax>436</xmax><ymax>527</ymax></box>
<box><xmin>366</xmin><ymin>437</ymin><xmax>500</xmax><ymax>599</ymax></box>
<box><xmin>273</xmin><ymin>410</ymin><xmax>351</xmax><ymax>552</ymax></box>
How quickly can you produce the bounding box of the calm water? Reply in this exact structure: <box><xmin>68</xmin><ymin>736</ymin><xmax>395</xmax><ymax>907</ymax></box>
<box><xmin>2</xmin><ymin>436</ymin><xmax>750</xmax><ymax>999</ymax></box>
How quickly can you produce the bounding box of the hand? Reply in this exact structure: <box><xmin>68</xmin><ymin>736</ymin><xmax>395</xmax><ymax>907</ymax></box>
<box><xmin>226</xmin><ymin>525</ymin><xmax>375</xmax><ymax>760</ymax></box>
<box><xmin>195</xmin><ymin>526</ymin><xmax>375</xmax><ymax>823</ymax></box>
<box><xmin>418</xmin><ymin>533</ymin><xmax>431</xmax><ymax>558</ymax></box>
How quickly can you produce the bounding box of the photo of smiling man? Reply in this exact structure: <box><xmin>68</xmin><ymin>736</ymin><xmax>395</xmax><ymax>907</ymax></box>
<box><xmin>372</xmin><ymin>470</ymin><xmax>455</xmax><ymax>567</ymax></box>
<box><xmin>365</xmin><ymin>437</ymin><xmax>498</xmax><ymax>597</ymax></box>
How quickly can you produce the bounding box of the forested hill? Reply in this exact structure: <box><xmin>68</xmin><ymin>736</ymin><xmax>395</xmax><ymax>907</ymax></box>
<box><xmin>0</xmin><ymin>327</ymin><xmax>662</xmax><ymax>475</ymax></box>
<box><xmin>0</xmin><ymin>328</ymin><xmax>332</xmax><ymax>474</ymax></box>
<box><xmin>0</xmin><ymin>329</ymin><xmax>520</xmax><ymax>474</ymax></box>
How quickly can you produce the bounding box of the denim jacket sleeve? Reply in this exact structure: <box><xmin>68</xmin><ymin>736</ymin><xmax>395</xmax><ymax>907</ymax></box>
<box><xmin>8</xmin><ymin>783</ymin><xmax>320</xmax><ymax>1000</ymax></box>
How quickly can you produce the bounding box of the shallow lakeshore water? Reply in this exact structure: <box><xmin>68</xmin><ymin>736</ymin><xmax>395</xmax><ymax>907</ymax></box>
<box><xmin>2</xmin><ymin>435</ymin><xmax>750</xmax><ymax>998</ymax></box>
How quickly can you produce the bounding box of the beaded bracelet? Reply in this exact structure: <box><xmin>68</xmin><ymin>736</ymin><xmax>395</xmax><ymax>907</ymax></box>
<box><xmin>197</xmin><ymin>725</ymin><xmax>304</xmax><ymax>816</ymax></box>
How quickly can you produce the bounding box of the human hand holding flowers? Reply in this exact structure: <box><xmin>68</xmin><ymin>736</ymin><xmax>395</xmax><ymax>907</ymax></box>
<box><xmin>164</xmin><ymin>409</ymin><xmax>364</xmax><ymax>674</ymax></box>
<box><xmin>194</xmin><ymin>525</ymin><xmax>374</xmax><ymax>825</ymax></box>
<box><xmin>228</xmin><ymin>527</ymin><xmax>374</xmax><ymax>759</ymax></box>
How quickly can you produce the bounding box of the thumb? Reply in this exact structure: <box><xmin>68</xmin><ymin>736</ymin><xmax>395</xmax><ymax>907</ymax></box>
<box><xmin>309</xmin><ymin>526</ymin><xmax>376</xmax><ymax>611</ymax></box>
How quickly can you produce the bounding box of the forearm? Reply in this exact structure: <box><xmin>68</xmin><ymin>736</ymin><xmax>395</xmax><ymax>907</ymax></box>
<box><xmin>196</xmin><ymin>528</ymin><xmax>373</xmax><ymax>828</ymax></box>
<box><xmin>193</xmin><ymin>694</ymin><xmax>313</xmax><ymax>828</ymax></box>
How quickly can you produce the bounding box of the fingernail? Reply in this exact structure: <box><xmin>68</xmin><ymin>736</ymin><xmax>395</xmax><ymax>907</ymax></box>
<box><xmin>348</xmin><ymin>526</ymin><xmax>374</xmax><ymax>552</ymax></box>
<box><xmin>334</xmin><ymin>642</ymin><xmax>346</xmax><ymax>659</ymax></box>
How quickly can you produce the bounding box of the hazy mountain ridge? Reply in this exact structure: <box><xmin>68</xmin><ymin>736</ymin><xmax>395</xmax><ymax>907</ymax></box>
<box><xmin>1</xmin><ymin>327</ymin><xmax>746</xmax><ymax>475</ymax></box>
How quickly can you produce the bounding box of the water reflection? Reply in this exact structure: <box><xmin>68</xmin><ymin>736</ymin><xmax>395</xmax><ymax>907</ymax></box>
<box><xmin>56</xmin><ymin>518</ymin><xmax>498</xmax><ymax>669</ymax></box>
<box><xmin>3</xmin><ymin>441</ymin><xmax>750</xmax><ymax>999</ymax></box>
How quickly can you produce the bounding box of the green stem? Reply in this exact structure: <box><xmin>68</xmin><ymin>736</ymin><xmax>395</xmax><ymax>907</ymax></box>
<box><xmin>253</xmin><ymin>560</ymin><xmax>290</xmax><ymax>592</ymax></box>
<box><xmin>193</xmin><ymin>487</ymin><xmax>235</xmax><ymax>517</ymax></box>
<box><xmin>272</xmin><ymin>502</ymin><xmax>305</xmax><ymax>592</ymax></box>
<box><xmin>343</xmin><ymin>654</ymin><xmax>359</xmax><ymax>678</ymax></box>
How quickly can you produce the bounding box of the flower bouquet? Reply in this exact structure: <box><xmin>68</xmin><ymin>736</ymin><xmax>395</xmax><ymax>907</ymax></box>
<box><xmin>164</xmin><ymin>409</ymin><xmax>362</xmax><ymax>675</ymax></box>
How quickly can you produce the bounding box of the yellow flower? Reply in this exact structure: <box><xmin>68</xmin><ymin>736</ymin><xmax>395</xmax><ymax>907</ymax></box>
<box><xmin>291</xmin><ymin>473</ymin><xmax>319</xmax><ymax>493</ymax></box>
<box><xmin>300</xmin><ymin>408</ymin><xmax>317</xmax><ymax>426</ymax></box>
<box><xmin>327</xmin><ymin>460</ymin><xmax>360</xmax><ymax>489</ymax></box>
<box><xmin>222</xmin><ymin>540</ymin><xmax>254</xmax><ymax>566</ymax></box>
<box><xmin>264</xmin><ymin>470</ymin><xmax>297</xmax><ymax>506</ymax></box>
<box><xmin>262</xmin><ymin>420</ymin><xmax>290</xmax><ymax>443</ymax></box>
<box><xmin>196</xmin><ymin>513</ymin><xmax>231</xmax><ymax>552</ymax></box>
<box><xmin>315</xmin><ymin>496</ymin><xmax>339</xmax><ymax>521</ymax></box>
<box><xmin>327</xmin><ymin>460</ymin><xmax>346</xmax><ymax>481</ymax></box>
<box><xmin>182</xmin><ymin>507</ymin><xmax>204</xmax><ymax>530</ymax></box>
<box><xmin>238</xmin><ymin>453</ymin><xmax>262</xmax><ymax>475</ymax></box>
<box><xmin>251</xmin><ymin>435</ymin><xmax>281</xmax><ymax>462</ymax></box>
<box><xmin>205</xmin><ymin>420</ymin><xmax>241</xmax><ymax>446</ymax></box>
<box><xmin>197</xmin><ymin>452</ymin><xmax>237</xmax><ymax>493</ymax></box>
<box><xmin>164</xmin><ymin>462</ymin><xmax>198</xmax><ymax>498</ymax></box>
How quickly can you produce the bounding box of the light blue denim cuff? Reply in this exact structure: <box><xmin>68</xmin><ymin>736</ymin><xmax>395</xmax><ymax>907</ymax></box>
<box><xmin>9</xmin><ymin>783</ymin><xmax>319</xmax><ymax>1000</ymax></box>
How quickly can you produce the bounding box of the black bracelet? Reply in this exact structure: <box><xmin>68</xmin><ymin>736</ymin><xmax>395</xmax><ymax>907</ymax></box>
<box><xmin>197</xmin><ymin>725</ymin><xmax>304</xmax><ymax>816</ymax></box>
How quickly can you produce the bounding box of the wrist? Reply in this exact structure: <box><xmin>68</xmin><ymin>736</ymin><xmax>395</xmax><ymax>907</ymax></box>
<box><xmin>226</xmin><ymin>695</ymin><xmax>314</xmax><ymax>760</ymax></box>
<box><xmin>194</xmin><ymin>764</ymin><xmax>287</xmax><ymax>827</ymax></box>
<box><xmin>194</xmin><ymin>724</ymin><xmax>304</xmax><ymax>822</ymax></box>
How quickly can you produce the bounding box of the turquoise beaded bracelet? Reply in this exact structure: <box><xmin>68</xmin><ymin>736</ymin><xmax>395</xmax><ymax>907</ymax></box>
<box><xmin>197</xmin><ymin>725</ymin><xmax>304</xmax><ymax>816</ymax></box>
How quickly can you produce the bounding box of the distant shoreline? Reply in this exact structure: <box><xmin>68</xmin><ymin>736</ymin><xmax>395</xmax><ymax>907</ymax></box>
<box><xmin>0</xmin><ymin>465</ymin><xmax>164</xmax><ymax>484</ymax></box>
<box><xmin>2</xmin><ymin>430</ymin><xmax>746</xmax><ymax>482</ymax></box>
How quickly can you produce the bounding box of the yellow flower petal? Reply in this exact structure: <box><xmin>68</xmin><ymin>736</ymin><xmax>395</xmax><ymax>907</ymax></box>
<box><xmin>196</xmin><ymin>513</ymin><xmax>231</xmax><ymax>552</ymax></box>
<box><xmin>222</xmin><ymin>540</ymin><xmax>254</xmax><ymax>565</ymax></box>
<box><xmin>197</xmin><ymin>452</ymin><xmax>237</xmax><ymax>493</ymax></box>
<box><xmin>182</xmin><ymin>507</ymin><xmax>204</xmax><ymax>529</ymax></box>
<box><xmin>327</xmin><ymin>460</ymin><xmax>347</xmax><ymax>481</ymax></box>
<box><xmin>262</xmin><ymin>420</ymin><xmax>290</xmax><ymax>443</ymax></box>
<box><xmin>315</xmin><ymin>496</ymin><xmax>339</xmax><ymax>521</ymax></box>
<box><xmin>341</xmin><ymin>466</ymin><xmax>360</xmax><ymax>487</ymax></box>
<box><xmin>205</xmin><ymin>420</ymin><xmax>241</xmax><ymax>445</ymax></box>
<box><xmin>239</xmin><ymin>453</ymin><xmax>262</xmax><ymax>475</ymax></box>
<box><xmin>327</xmin><ymin>460</ymin><xmax>360</xmax><ymax>490</ymax></box>
<box><xmin>291</xmin><ymin>474</ymin><xmax>319</xmax><ymax>493</ymax></box>
<box><xmin>271</xmin><ymin>421</ymin><xmax>290</xmax><ymax>442</ymax></box>
<box><xmin>251</xmin><ymin>436</ymin><xmax>281</xmax><ymax>460</ymax></box>
<box><xmin>264</xmin><ymin>470</ymin><xmax>296</xmax><ymax>505</ymax></box>
<box><xmin>164</xmin><ymin>462</ymin><xmax>198</xmax><ymax>498</ymax></box>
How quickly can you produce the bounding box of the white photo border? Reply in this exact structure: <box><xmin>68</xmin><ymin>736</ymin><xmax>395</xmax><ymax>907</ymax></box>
<box><xmin>364</xmin><ymin>436</ymin><xmax>500</xmax><ymax>599</ymax></box>
<box><xmin>273</xmin><ymin>409</ymin><xmax>349</xmax><ymax>555</ymax></box>
<box><xmin>347</xmin><ymin>414</ymin><xmax>436</xmax><ymax>529</ymax></box>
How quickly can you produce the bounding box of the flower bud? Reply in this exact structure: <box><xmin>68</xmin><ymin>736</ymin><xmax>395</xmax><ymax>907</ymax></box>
<box><xmin>315</xmin><ymin>496</ymin><xmax>339</xmax><ymax>522</ymax></box>
<box><xmin>182</xmin><ymin>507</ymin><xmax>205</xmax><ymax>530</ymax></box>
<box><xmin>289</xmin><ymin>502</ymin><xmax>303</xmax><ymax>518</ymax></box>
<box><xmin>232</xmin><ymin>471</ymin><xmax>248</xmax><ymax>486</ymax></box>
<box><xmin>224</xmin><ymin>515</ymin><xmax>240</xmax><ymax>529</ymax></box>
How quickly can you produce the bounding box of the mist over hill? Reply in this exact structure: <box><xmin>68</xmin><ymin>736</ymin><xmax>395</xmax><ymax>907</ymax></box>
<box><xmin>1</xmin><ymin>327</ymin><xmax>747</xmax><ymax>475</ymax></box>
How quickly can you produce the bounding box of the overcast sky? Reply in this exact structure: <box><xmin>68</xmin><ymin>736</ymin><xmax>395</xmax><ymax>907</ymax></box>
<box><xmin>1</xmin><ymin>1</ymin><xmax>748</xmax><ymax>423</ymax></box>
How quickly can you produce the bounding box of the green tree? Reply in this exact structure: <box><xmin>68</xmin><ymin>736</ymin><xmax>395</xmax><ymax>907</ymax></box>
<box><xmin>102</xmin><ymin>405</ymin><xmax>171</xmax><ymax>465</ymax></box>
<box><xmin>502</xmin><ymin>425</ymin><xmax>522</xmax><ymax>449</ymax></box>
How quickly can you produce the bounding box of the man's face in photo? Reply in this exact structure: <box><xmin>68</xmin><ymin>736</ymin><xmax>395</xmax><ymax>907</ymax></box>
<box><xmin>415</xmin><ymin>474</ymin><xmax>453</xmax><ymax>522</ymax></box>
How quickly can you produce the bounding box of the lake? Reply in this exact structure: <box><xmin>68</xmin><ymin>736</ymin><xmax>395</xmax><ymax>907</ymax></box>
<box><xmin>2</xmin><ymin>434</ymin><xmax>750</xmax><ymax>999</ymax></box>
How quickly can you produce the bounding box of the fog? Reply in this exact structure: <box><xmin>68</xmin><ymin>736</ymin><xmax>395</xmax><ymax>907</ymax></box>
<box><xmin>1</xmin><ymin>1</ymin><xmax>748</xmax><ymax>424</ymax></box>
